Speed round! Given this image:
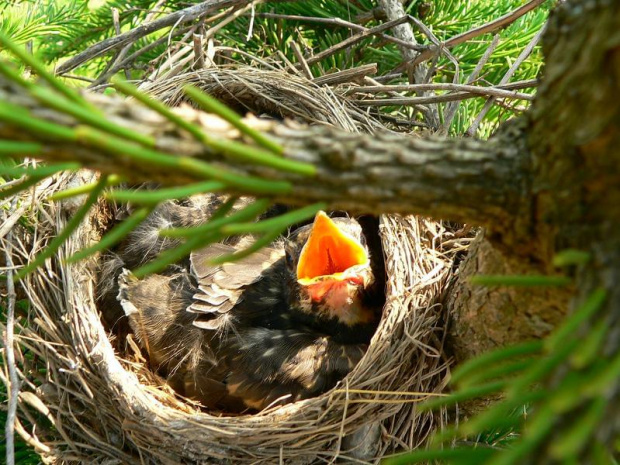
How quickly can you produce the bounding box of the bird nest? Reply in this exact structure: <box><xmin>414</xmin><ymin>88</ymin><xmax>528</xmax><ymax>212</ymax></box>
<box><xmin>2</xmin><ymin>68</ymin><xmax>469</xmax><ymax>464</ymax></box>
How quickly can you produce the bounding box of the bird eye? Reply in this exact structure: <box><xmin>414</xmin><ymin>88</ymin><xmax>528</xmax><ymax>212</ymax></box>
<box><xmin>285</xmin><ymin>250</ymin><xmax>295</xmax><ymax>269</ymax></box>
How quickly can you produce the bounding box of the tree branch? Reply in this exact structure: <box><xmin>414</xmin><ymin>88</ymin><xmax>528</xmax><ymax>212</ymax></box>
<box><xmin>55</xmin><ymin>0</ymin><xmax>280</xmax><ymax>75</ymax></box>
<box><xmin>0</xmin><ymin>77</ymin><xmax>532</xmax><ymax>236</ymax></box>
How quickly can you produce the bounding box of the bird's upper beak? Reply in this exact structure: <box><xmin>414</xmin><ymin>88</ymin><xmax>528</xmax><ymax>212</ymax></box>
<box><xmin>297</xmin><ymin>211</ymin><xmax>369</xmax><ymax>287</ymax></box>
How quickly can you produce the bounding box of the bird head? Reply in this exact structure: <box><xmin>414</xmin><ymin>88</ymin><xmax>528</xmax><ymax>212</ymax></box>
<box><xmin>285</xmin><ymin>211</ymin><xmax>375</xmax><ymax>325</ymax></box>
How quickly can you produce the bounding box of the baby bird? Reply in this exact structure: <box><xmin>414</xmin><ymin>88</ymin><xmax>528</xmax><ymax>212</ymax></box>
<box><xmin>101</xmin><ymin>200</ymin><xmax>384</xmax><ymax>412</ymax></box>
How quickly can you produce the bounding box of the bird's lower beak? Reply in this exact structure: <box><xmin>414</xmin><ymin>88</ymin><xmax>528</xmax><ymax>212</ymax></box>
<box><xmin>296</xmin><ymin>211</ymin><xmax>369</xmax><ymax>286</ymax></box>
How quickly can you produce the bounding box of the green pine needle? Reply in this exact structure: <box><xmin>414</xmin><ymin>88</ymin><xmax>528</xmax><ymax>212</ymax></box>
<box><xmin>383</xmin><ymin>446</ymin><xmax>497</xmax><ymax>465</ymax></box>
<box><xmin>458</xmin><ymin>390</ymin><xmax>547</xmax><ymax>437</ymax></box>
<box><xmin>221</xmin><ymin>202</ymin><xmax>327</xmax><ymax>235</ymax></box>
<box><xmin>506</xmin><ymin>339</ymin><xmax>579</xmax><ymax>399</ymax></box>
<box><xmin>160</xmin><ymin>198</ymin><xmax>272</xmax><ymax>238</ymax></box>
<box><xmin>451</xmin><ymin>340</ymin><xmax>543</xmax><ymax>385</ymax></box>
<box><xmin>570</xmin><ymin>317</ymin><xmax>609</xmax><ymax>369</ymax></box>
<box><xmin>111</xmin><ymin>77</ymin><xmax>208</xmax><ymax>143</ymax></box>
<box><xmin>76</xmin><ymin>126</ymin><xmax>292</xmax><ymax>194</ymax></box>
<box><xmin>471</xmin><ymin>274</ymin><xmax>572</xmax><ymax>287</ymax></box>
<box><xmin>14</xmin><ymin>176</ymin><xmax>108</xmax><ymax>280</ymax></box>
<box><xmin>545</xmin><ymin>288</ymin><xmax>607</xmax><ymax>352</ymax></box>
<box><xmin>0</xmin><ymin>101</ymin><xmax>77</xmax><ymax>142</ymax></box>
<box><xmin>0</xmin><ymin>140</ymin><xmax>42</xmax><ymax>155</ymax></box>
<box><xmin>486</xmin><ymin>404</ymin><xmax>556</xmax><ymax>465</ymax></box>
<box><xmin>209</xmin><ymin>228</ymin><xmax>284</xmax><ymax>265</ymax></box>
<box><xmin>0</xmin><ymin>162</ymin><xmax>81</xmax><ymax>179</ymax></box>
<box><xmin>581</xmin><ymin>350</ymin><xmax>620</xmax><ymax>397</ymax></box>
<box><xmin>106</xmin><ymin>181</ymin><xmax>227</xmax><ymax>204</ymax></box>
<box><xmin>0</xmin><ymin>175</ymin><xmax>46</xmax><ymax>201</ymax></box>
<box><xmin>184</xmin><ymin>84</ymin><xmax>284</xmax><ymax>155</ymax></box>
<box><xmin>133</xmin><ymin>199</ymin><xmax>271</xmax><ymax>278</ymax></box>
<box><xmin>49</xmin><ymin>174</ymin><xmax>123</xmax><ymax>201</ymax></box>
<box><xmin>30</xmin><ymin>86</ymin><xmax>154</xmax><ymax>147</ymax></box>
<box><xmin>65</xmin><ymin>206</ymin><xmax>153</xmax><ymax>264</ymax></box>
<box><xmin>458</xmin><ymin>359</ymin><xmax>532</xmax><ymax>389</ymax></box>
<box><xmin>0</xmin><ymin>30</ymin><xmax>92</xmax><ymax>109</ymax></box>
<box><xmin>552</xmin><ymin>249</ymin><xmax>592</xmax><ymax>267</ymax></box>
<box><xmin>131</xmin><ymin>232</ymin><xmax>222</xmax><ymax>278</ymax></box>
<box><xmin>418</xmin><ymin>380</ymin><xmax>507</xmax><ymax>412</ymax></box>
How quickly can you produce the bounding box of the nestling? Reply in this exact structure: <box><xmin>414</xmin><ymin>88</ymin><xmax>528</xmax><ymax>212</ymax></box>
<box><xmin>99</xmin><ymin>201</ymin><xmax>384</xmax><ymax>412</ymax></box>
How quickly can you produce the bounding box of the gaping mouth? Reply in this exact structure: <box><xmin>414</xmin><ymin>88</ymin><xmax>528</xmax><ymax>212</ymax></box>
<box><xmin>297</xmin><ymin>211</ymin><xmax>369</xmax><ymax>285</ymax></box>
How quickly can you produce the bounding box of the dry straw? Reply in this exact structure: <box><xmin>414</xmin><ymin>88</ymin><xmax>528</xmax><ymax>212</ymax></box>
<box><xmin>1</xmin><ymin>66</ymin><xmax>469</xmax><ymax>464</ymax></box>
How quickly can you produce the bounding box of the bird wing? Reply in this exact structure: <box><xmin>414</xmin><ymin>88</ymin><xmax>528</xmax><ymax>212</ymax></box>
<box><xmin>188</xmin><ymin>243</ymin><xmax>284</xmax><ymax>324</ymax></box>
<box><xmin>222</xmin><ymin>328</ymin><xmax>367</xmax><ymax>410</ymax></box>
<box><xmin>117</xmin><ymin>269</ymin><xmax>216</xmax><ymax>373</ymax></box>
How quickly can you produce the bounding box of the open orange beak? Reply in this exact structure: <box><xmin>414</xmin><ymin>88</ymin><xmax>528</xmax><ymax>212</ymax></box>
<box><xmin>297</xmin><ymin>212</ymin><xmax>369</xmax><ymax>286</ymax></box>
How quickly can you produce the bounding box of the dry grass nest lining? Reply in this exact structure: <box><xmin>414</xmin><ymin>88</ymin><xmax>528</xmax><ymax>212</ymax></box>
<box><xmin>140</xmin><ymin>67</ymin><xmax>390</xmax><ymax>133</ymax></box>
<box><xmin>4</xmin><ymin>69</ymin><xmax>469</xmax><ymax>464</ymax></box>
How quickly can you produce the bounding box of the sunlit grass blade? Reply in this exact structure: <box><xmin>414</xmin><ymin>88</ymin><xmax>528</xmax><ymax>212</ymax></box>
<box><xmin>161</xmin><ymin>198</ymin><xmax>271</xmax><ymax>238</ymax></box>
<box><xmin>105</xmin><ymin>181</ymin><xmax>227</xmax><ymax>204</ymax></box>
<box><xmin>451</xmin><ymin>340</ymin><xmax>543</xmax><ymax>385</ymax></box>
<box><xmin>14</xmin><ymin>176</ymin><xmax>108</xmax><ymax>280</ymax></box>
<box><xmin>184</xmin><ymin>84</ymin><xmax>284</xmax><ymax>155</ymax></box>
<box><xmin>77</xmin><ymin>127</ymin><xmax>291</xmax><ymax>194</ymax></box>
<box><xmin>50</xmin><ymin>174</ymin><xmax>123</xmax><ymax>201</ymax></box>
<box><xmin>545</xmin><ymin>288</ymin><xmax>606</xmax><ymax>352</ymax></box>
<box><xmin>0</xmin><ymin>140</ymin><xmax>41</xmax><ymax>155</ymax></box>
<box><xmin>65</xmin><ymin>206</ymin><xmax>153</xmax><ymax>264</ymax></box>
<box><xmin>471</xmin><ymin>274</ymin><xmax>572</xmax><ymax>287</ymax></box>
<box><xmin>221</xmin><ymin>202</ymin><xmax>326</xmax><ymax>235</ymax></box>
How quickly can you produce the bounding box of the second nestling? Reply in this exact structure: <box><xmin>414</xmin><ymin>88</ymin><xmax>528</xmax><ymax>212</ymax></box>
<box><xmin>98</xmin><ymin>197</ymin><xmax>385</xmax><ymax>412</ymax></box>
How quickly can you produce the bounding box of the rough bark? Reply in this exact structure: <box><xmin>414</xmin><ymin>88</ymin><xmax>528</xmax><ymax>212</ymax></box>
<box><xmin>0</xmin><ymin>84</ymin><xmax>531</xmax><ymax>235</ymax></box>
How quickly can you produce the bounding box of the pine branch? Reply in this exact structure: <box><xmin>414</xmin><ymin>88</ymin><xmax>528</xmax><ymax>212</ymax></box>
<box><xmin>0</xmin><ymin>73</ymin><xmax>532</xmax><ymax>235</ymax></box>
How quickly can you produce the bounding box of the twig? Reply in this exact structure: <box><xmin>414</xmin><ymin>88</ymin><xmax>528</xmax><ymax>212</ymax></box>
<box><xmin>3</xmin><ymin>200</ymin><xmax>21</xmax><ymax>465</ymax></box>
<box><xmin>379</xmin><ymin>0</ymin><xmax>440</xmax><ymax>129</ymax></box>
<box><xmin>151</xmin><ymin>0</ymin><xmax>261</xmax><ymax>81</ymax></box>
<box><xmin>406</xmin><ymin>0</ymin><xmax>546</xmax><ymax>69</ymax></box>
<box><xmin>291</xmin><ymin>41</ymin><xmax>313</xmax><ymax>80</ymax></box>
<box><xmin>193</xmin><ymin>34</ymin><xmax>205</xmax><ymax>69</ymax></box>
<box><xmin>349</xmin><ymin>80</ymin><xmax>536</xmax><ymax>95</ymax></box>
<box><xmin>302</xmin><ymin>16</ymin><xmax>412</xmax><ymax>67</ymax></box>
<box><xmin>466</xmin><ymin>26</ymin><xmax>544</xmax><ymax>136</ymax></box>
<box><xmin>256</xmin><ymin>13</ymin><xmax>426</xmax><ymax>53</ymax></box>
<box><xmin>353</xmin><ymin>87</ymin><xmax>533</xmax><ymax>107</ymax></box>
<box><xmin>443</xmin><ymin>33</ymin><xmax>501</xmax><ymax>132</ymax></box>
<box><xmin>112</xmin><ymin>8</ymin><xmax>131</xmax><ymax>80</ymax></box>
<box><xmin>91</xmin><ymin>25</ymin><xmax>194</xmax><ymax>87</ymax></box>
<box><xmin>312</xmin><ymin>63</ymin><xmax>377</xmax><ymax>87</ymax></box>
<box><xmin>56</xmin><ymin>0</ymin><xmax>247</xmax><ymax>75</ymax></box>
